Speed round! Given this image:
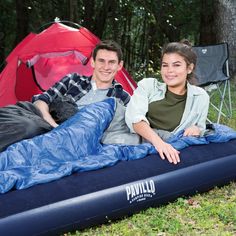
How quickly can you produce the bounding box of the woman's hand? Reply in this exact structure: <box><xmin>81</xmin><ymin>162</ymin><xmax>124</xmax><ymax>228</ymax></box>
<box><xmin>133</xmin><ymin>121</ymin><xmax>180</xmax><ymax>164</ymax></box>
<box><xmin>152</xmin><ymin>138</ymin><xmax>180</xmax><ymax>164</ymax></box>
<box><xmin>183</xmin><ymin>125</ymin><xmax>201</xmax><ymax>137</ymax></box>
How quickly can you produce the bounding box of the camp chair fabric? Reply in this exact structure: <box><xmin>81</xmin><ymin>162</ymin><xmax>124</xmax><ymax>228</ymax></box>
<box><xmin>192</xmin><ymin>43</ymin><xmax>232</xmax><ymax>123</ymax></box>
<box><xmin>0</xmin><ymin>22</ymin><xmax>136</xmax><ymax>107</ymax></box>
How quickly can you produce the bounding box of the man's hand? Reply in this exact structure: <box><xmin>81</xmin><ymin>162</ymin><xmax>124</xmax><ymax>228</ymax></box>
<box><xmin>34</xmin><ymin>100</ymin><xmax>58</xmax><ymax>128</ymax></box>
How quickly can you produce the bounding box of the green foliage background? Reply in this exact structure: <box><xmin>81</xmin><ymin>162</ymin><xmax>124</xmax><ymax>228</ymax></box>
<box><xmin>0</xmin><ymin>0</ymin><xmax>203</xmax><ymax>79</ymax></box>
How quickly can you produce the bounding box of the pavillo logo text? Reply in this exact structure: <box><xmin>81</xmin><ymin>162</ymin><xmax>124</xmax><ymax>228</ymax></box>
<box><xmin>126</xmin><ymin>179</ymin><xmax>156</xmax><ymax>204</ymax></box>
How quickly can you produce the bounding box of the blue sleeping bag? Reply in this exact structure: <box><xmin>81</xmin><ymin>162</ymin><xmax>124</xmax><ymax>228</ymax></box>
<box><xmin>0</xmin><ymin>98</ymin><xmax>235</xmax><ymax>193</ymax></box>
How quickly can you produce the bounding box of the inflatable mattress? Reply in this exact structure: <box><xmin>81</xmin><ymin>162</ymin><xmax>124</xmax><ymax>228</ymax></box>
<box><xmin>0</xmin><ymin>138</ymin><xmax>236</xmax><ymax>235</ymax></box>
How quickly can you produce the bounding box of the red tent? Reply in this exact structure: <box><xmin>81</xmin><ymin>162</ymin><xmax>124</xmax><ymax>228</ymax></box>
<box><xmin>0</xmin><ymin>22</ymin><xmax>136</xmax><ymax>107</ymax></box>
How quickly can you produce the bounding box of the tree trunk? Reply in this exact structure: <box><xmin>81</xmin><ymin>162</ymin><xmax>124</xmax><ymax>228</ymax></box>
<box><xmin>199</xmin><ymin>0</ymin><xmax>216</xmax><ymax>44</ymax></box>
<box><xmin>82</xmin><ymin>0</ymin><xmax>95</xmax><ymax>32</ymax></box>
<box><xmin>15</xmin><ymin>0</ymin><xmax>29</xmax><ymax>45</ymax></box>
<box><xmin>93</xmin><ymin>0</ymin><xmax>112</xmax><ymax>38</ymax></box>
<box><xmin>0</xmin><ymin>32</ymin><xmax>5</xmax><ymax>71</ymax></box>
<box><xmin>69</xmin><ymin>0</ymin><xmax>79</xmax><ymax>23</ymax></box>
<box><xmin>214</xmin><ymin>0</ymin><xmax>236</xmax><ymax>78</ymax></box>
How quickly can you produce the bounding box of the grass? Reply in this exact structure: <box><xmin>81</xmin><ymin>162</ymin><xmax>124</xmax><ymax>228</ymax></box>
<box><xmin>207</xmin><ymin>82</ymin><xmax>236</xmax><ymax>127</ymax></box>
<box><xmin>65</xmin><ymin>82</ymin><xmax>236</xmax><ymax>236</ymax></box>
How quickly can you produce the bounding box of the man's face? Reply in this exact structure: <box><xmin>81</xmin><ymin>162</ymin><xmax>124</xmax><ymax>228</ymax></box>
<box><xmin>91</xmin><ymin>49</ymin><xmax>123</xmax><ymax>87</ymax></box>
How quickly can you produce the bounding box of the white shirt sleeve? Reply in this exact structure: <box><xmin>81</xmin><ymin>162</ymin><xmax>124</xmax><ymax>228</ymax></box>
<box><xmin>125</xmin><ymin>78</ymin><xmax>156</xmax><ymax>133</ymax></box>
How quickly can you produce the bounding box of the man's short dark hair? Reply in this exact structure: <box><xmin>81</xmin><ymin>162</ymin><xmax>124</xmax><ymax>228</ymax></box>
<box><xmin>92</xmin><ymin>40</ymin><xmax>123</xmax><ymax>62</ymax></box>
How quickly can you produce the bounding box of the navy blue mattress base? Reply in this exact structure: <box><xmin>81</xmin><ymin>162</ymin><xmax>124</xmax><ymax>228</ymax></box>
<box><xmin>0</xmin><ymin>139</ymin><xmax>236</xmax><ymax>235</ymax></box>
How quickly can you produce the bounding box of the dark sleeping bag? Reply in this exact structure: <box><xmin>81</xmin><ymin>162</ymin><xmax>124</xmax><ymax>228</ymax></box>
<box><xmin>0</xmin><ymin>97</ymin><xmax>79</xmax><ymax>152</ymax></box>
<box><xmin>0</xmin><ymin>102</ymin><xmax>52</xmax><ymax>152</ymax></box>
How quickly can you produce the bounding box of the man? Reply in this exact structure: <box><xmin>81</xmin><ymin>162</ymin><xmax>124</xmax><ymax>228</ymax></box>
<box><xmin>33</xmin><ymin>40</ymin><xmax>130</xmax><ymax>127</ymax></box>
<box><xmin>0</xmin><ymin>40</ymin><xmax>130</xmax><ymax>152</ymax></box>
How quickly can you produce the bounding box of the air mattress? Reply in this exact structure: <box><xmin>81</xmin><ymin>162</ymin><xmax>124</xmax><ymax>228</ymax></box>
<box><xmin>0</xmin><ymin>138</ymin><xmax>236</xmax><ymax>235</ymax></box>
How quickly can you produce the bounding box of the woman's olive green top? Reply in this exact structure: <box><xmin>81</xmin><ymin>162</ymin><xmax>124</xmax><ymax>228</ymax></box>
<box><xmin>147</xmin><ymin>89</ymin><xmax>187</xmax><ymax>132</ymax></box>
<box><xmin>125</xmin><ymin>78</ymin><xmax>209</xmax><ymax>136</ymax></box>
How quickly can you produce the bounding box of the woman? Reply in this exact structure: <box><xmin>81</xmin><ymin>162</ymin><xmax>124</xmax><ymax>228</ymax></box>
<box><xmin>125</xmin><ymin>40</ymin><xmax>209</xmax><ymax>165</ymax></box>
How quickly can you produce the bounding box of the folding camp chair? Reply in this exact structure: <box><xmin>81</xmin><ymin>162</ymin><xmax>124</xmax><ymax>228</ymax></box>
<box><xmin>192</xmin><ymin>43</ymin><xmax>232</xmax><ymax>123</ymax></box>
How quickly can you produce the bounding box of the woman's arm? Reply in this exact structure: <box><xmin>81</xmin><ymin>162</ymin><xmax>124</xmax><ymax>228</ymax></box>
<box><xmin>133</xmin><ymin>121</ymin><xmax>180</xmax><ymax>164</ymax></box>
<box><xmin>184</xmin><ymin>87</ymin><xmax>210</xmax><ymax>137</ymax></box>
<box><xmin>125</xmin><ymin>79</ymin><xmax>151</xmax><ymax>132</ymax></box>
<box><xmin>34</xmin><ymin>100</ymin><xmax>58</xmax><ymax>128</ymax></box>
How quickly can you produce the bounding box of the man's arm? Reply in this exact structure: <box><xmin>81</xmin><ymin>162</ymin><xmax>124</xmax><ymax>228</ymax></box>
<box><xmin>32</xmin><ymin>74</ymin><xmax>79</xmax><ymax>127</ymax></box>
<box><xmin>34</xmin><ymin>100</ymin><xmax>58</xmax><ymax>128</ymax></box>
<box><xmin>32</xmin><ymin>73</ymin><xmax>76</xmax><ymax>104</ymax></box>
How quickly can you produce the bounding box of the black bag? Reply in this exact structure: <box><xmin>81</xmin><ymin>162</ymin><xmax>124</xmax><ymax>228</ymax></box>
<box><xmin>49</xmin><ymin>96</ymin><xmax>78</xmax><ymax>124</ymax></box>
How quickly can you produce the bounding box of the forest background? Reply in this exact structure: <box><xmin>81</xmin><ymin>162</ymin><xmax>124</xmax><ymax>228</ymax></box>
<box><xmin>0</xmin><ymin>1</ymin><xmax>236</xmax><ymax>235</ymax></box>
<box><xmin>0</xmin><ymin>0</ymin><xmax>235</xmax><ymax>82</ymax></box>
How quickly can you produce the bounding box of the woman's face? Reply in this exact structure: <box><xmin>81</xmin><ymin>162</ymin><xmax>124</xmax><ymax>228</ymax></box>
<box><xmin>161</xmin><ymin>53</ymin><xmax>193</xmax><ymax>93</ymax></box>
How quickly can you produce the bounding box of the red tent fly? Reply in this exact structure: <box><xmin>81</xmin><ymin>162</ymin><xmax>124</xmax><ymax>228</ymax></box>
<box><xmin>0</xmin><ymin>22</ymin><xmax>136</xmax><ymax>107</ymax></box>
